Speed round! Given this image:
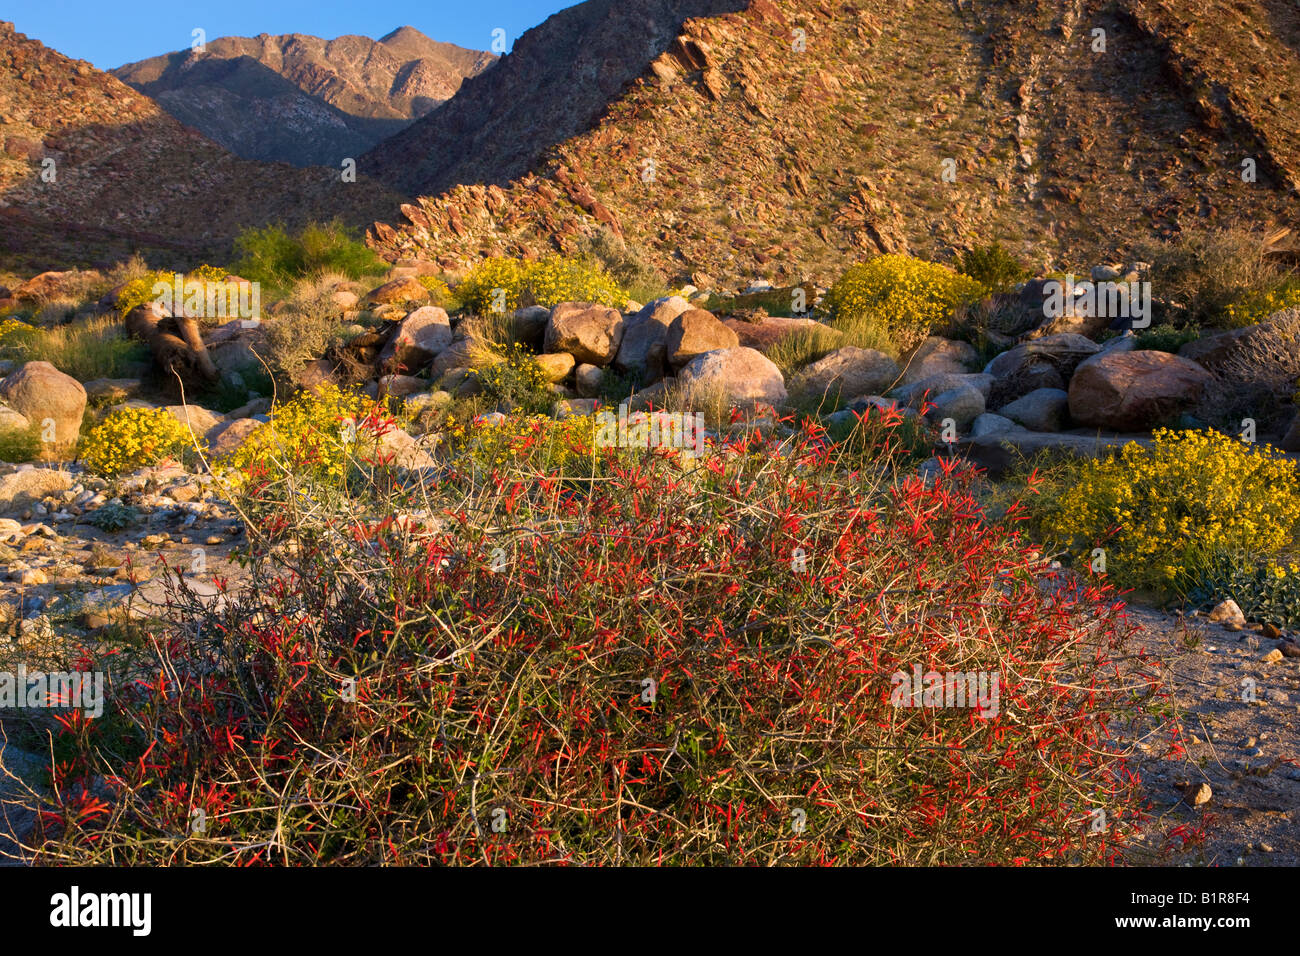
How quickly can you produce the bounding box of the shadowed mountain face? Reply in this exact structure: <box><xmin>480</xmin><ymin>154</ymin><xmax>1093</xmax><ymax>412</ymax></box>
<box><xmin>361</xmin><ymin>0</ymin><xmax>752</xmax><ymax>196</ymax></box>
<box><xmin>112</xmin><ymin>27</ymin><xmax>496</xmax><ymax>167</ymax></box>
<box><xmin>364</xmin><ymin>0</ymin><xmax>1300</xmax><ymax>290</ymax></box>
<box><xmin>0</xmin><ymin>21</ymin><xmax>404</xmax><ymax>270</ymax></box>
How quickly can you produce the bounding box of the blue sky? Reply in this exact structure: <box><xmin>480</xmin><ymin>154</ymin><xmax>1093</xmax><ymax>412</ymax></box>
<box><xmin>8</xmin><ymin>0</ymin><xmax>574</xmax><ymax>70</ymax></box>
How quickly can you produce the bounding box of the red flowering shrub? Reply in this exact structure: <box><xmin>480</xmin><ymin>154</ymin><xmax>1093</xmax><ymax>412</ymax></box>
<box><xmin>27</xmin><ymin>416</ymin><xmax>1175</xmax><ymax>865</ymax></box>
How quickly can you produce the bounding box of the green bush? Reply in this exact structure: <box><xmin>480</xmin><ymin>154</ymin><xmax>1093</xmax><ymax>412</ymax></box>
<box><xmin>474</xmin><ymin>343</ymin><xmax>554</xmax><ymax>415</ymax></box>
<box><xmin>958</xmin><ymin>243</ymin><xmax>1030</xmax><ymax>295</ymax></box>
<box><xmin>1193</xmin><ymin>553</ymin><xmax>1300</xmax><ymax>628</ymax></box>
<box><xmin>1135</xmin><ymin>323</ymin><xmax>1201</xmax><ymax>353</ymax></box>
<box><xmin>0</xmin><ymin>423</ymin><xmax>43</xmax><ymax>463</ymax></box>
<box><xmin>232</xmin><ymin>221</ymin><xmax>389</xmax><ymax>288</ymax></box>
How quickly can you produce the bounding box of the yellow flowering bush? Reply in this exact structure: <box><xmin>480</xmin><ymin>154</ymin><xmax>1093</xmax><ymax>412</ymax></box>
<box><xmin>456</xmin><ymin>258</ymin><xmax>527</xmax><ymax>315</ymax></box>
<box><xmin>446</xmin><ymin>411</ymin><xmax>600</xmax><ymax>478</ymax></box>
<box><xmin>456</xmin><ymin>257</ymin><xmax>627</xmax><ymax>315</ymax></box>
<box><xmin>521</xmin><ymin>256</ymin><xmax>626</xmax><ymax>309</ymax></box>
<box><xmin>221</xmin><ymin>383</ymin><xmax>387</xmax><ymax>486</ymax></box>
<box><xmin>1221</xmin><ymin>283</ymin><xmax>1300</xmax><ymax>329</ymax></box>
<box><xmin>824</xmin><ymin>254</ymin><xmax>987</xmax><ymax>352</ymax></box>
<box><xmin>418</xmin><ymin>275</ymin><xmax>454</xmax><ymax>308</ymax></box>
<box><xmin>114</xmin><ymin>265</ymin><xmax>231</xmax><ymax>317</ymax></box>
<box><xmin>80</xmin><ymin>407</ymin><xmax>197</xmax><ymax>477</ymax></box>
<box><xmin>1038</xmin><ymin>428</ymin><xmax>1300</xmax><ymax>590</ymax></box>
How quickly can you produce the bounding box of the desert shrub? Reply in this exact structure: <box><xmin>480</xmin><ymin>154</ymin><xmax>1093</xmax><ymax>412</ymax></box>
<box><xmin>1133</xmin><ymin>227</ymin><xmax>1292</xmax><ymax>329</ymax></box>
<box><xmin>85</xmin><ymin>501</ymin><xmax>141</xmax><ymax>532</ymax></box>
<box><xmin>521</xmin><ymin>256</ymin><xmax>627</xmax><ymax>310</ymax></box>
<box><xmin>576</xmin><ymin>227</ymin><xmax>670</xmax><ymax>304</ymax></box>
<box><xmin>80</xmin><ymin>407</ymin><xmax>199</xmax><ymax>477</ymax></box>
<box><xmin>824</xmin><ymin>255</ymin><xmax>987</xmax><ymax>353</ymax></box>
<box><xmin>456</xmin><ymin>258</ymin><xmax>527</xmax><ymax>315</ymax></box>
<box><xmin>33</xmin><ymin>297</ymin><xmax>80</xmax><ymax>325</ymax></box>
<box><xmin>457</xmin><ymin>256</ymin><xmax>628</xmax><ymax>315</ymax></box>
<box><xmin>27</xmin><ymin>420</ymin><xmax>1173</xmax><ymax>865</ymax></box>
<box><xmin>418</xmin><ymin>275</ymin><xmax>456</xmax><ymax>309</ymax></box>
<box><xmin>219</xmin><ymin>383</ymin><xmax>393</xmax><ymax>488</ymax></box>
<box><xmin>473</xmin><ymin>343</ymin><xmax>553</xmax><ymax>414</ymax></box>
<box><xmin>445</xmin><ymin>411</ymin><xmax>601</xmax><ymax>479</ymax></box>
<box><xmin>764</xmin><ymin>321</ymin><xmax>843</xmax><ymax>377</ymax></box>
<box><xmin>1220</xmin><ymin>281</ymin><xmax>1300</xmax><ymax>329</ymax></box>
<box><xmin>264</xmin><ymin>274</ymin><xmax>346</xmax><ymax>382</ymax></box>
<box><xmin>0</xmin><ymin>422</ymin><xmax>43</xmax><ymax>463</ymax></box>
<box><xmin>231</xmin><ymin>221</ymin><xmax>388</xmax><ymax>289</ymax></box>
<box><xmin>1192</xmin><ymin>553</ymin><xmax>1300</xmax><ymax>629</ymax></box>
<box><xmin>1134</xmin><ymin>323</ymin><xmax>1201</xmax><ymax>353</ymax></box>
<box><xmin>1034</xmin><ymin>428</ymin><xmax>1300</xmax><ymax>592</ymax></box>
<box><xmin>1209</xmin><ymin>309</ymin><xmax>1300</xmax><ymax>428</ymax></box>
<box><xmin>0</xmin><ymin>315</ymin><xmax>149</xmax><ymax>381</ymax></box>
<box><xmin>958</xmin><ymin>242</ymin><xmax>1029</xmax><ymax>294</ymax></box>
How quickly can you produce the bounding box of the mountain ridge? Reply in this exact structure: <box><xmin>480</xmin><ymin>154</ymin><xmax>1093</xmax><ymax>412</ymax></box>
<box><xmin>363</xmin><ymin>0</ymin><xmax>1300</xmax><ymax>289</ymax></box>
<box><xmin>112</xmin><ymin>27</ymin><xmax>496</xmax><ymax>167</ymax></box>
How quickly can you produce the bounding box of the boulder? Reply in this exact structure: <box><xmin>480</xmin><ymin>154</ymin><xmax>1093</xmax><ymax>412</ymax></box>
<box><xmin>723</xmin><ymin>316</ymin><xmax>832</xmax><ymax>353</ymax></box>
<box><xmin>378</xmin><ymin>375</ymin><xmax>427</xmax><ymax>398</ymax></box>
<box><xmin>378</xmin><ymin>306</ymin><xmax>452</xmax><ymax>371</ymax></box>
<box><xmin>292</xmin><ymin>358</ymin><xmax>339</xmax><ymax>392</ymax></box>
<box><xmin>163</xmin><ymin>404</ymin><xmax>224</xmax><ymax>438</ymax></box>
<box><xmin>0</xmin><ymin>361</ymin><xmax>87</xmax><ymax>451</ymax></box>
<box><xmin>365</xmin><ymin>276</ymin><xmax>428</xmax><ymax>306</ymax></box>
<box><xmin>575</xmin><ymin>364</ymin><xmax>604</xmax><ymax>398</ymax></box>
<box><xmin>957</xmin><ymin>431</ymin><xmax>1152</xmax><ymax>478</ymax></box>
<box><xmin>432</xmin><ymin>339</ymin><xmax>497</xmax><ymax>378</ymax></box>
<box><xmin>204</xmin><ymin>319</ymin><xmax>267</xmax><ymax>374</ymax></box>
<box><xmin>970</xmin><ymin>412</ymin><xmax>1023</xmax><ymax>438</ymax></box>
<box><xmin>511</xmin><ymin>306</ymin><xmax>552</xmax><ymax>350</ymax></box>
<box><xmin>535</xmin><ymin>353</ymin><xmax>576</xmax><ymax>383</ymax></box>
<box><xmin>790</xmin><ymin>347</ymin><xmax>900</xmax><ymax>405</ymax></box>
<box><xmin>901</xmin><ymin>336</ymin><xmax>978</xmax><ymax>384</ymax></box>
<box><xmin>544</xmin><ymin>302</ymin><xmax>625</xmax><ymax>366</ymax></box>
<box><xmin>997</xmin><ymin>388</ymin><xmax>1070</xmax><ymax>432</ymax></box>
<box><xmin>374</xmin><ymin>428</ymin><xmax>438</xmax><ymax>470</ymax></box>
<box><xmin>1281</xmin><ymin>412</ymin><xmax>1300</xmax><ymax>454</ymax></box>
<box><xmin>925</xmin><ymin>384</ymin><xmax>985</xmax><ymax>430</ymax></box>
<box><xmin>665</xmin><ymin>309</ymin><xmax>739</xmax><ymax>369</ymax></box>
<box><xmin>1068</xmin><ymin>350</ymin><xmax>1213</xmax><ymax>431</ymax></box>
<box><xmin>1176</xmin><ymin>322</ymin><xmax>1274</xmax><ymax>371</ymax></box>
<box><xmin>204</xmin><ymin>418</ymin><xmax>261</xmax><ymax>458</ymax></box>
<box><xmin>677</xmin><ymin>347</ymin><xmax>787</xmax><ymax>406</ymax></box>
<box><xmin>82</xmin><ymin>378</ymin><xmax>142</xmax><ymax>405</ymax></box>
<box><xmin>985</xmin><ymin>333</ymin><xmax>1102</xmax><ymax>378</ymax></box>
<box><xmin>614</xmin><ymin>296</ymin><xmax>693</xmax><ymax>381</ymax></box>
<box><xmin>891</xmin><ymin>372</ymin><xmax>994</xmax><ymax>407</ymax></box>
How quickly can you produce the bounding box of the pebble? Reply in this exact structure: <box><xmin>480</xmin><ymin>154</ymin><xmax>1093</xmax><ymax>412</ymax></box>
<box><xmin>1261</xmin><ymin>648</ymin><xmax>1284</xmax><ymax>664</ymax></box>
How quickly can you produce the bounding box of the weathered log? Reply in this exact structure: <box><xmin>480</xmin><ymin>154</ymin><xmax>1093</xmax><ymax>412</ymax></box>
<box><xmin>124</xmin><ymin>302</ymin><xmax>219</xmax><ymax>389</ymax></box>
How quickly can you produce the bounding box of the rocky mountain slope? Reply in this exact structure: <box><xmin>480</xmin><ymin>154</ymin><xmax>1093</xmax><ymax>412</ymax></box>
<box><xmin>112</xmin><ymin>27</ymin><xmax>496</xmax><ymax>167</ymax></box>
<box><xmin>0</xmin><ymin>21</ymin><xmax>404</xmax><ymax>270</ymax></box>
<box><xmin>363</xmin><ymin>0</ymin><xmax>1300</xmax><ymax>289</ymax></box>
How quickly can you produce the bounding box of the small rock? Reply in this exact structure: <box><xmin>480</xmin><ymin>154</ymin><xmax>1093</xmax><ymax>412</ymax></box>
<box><xmin>1208</xmin><ymin>599</ymin><xmax>1246</xmax><ymax>626</ymax></box>
<box><xmin>1182</xmin><ymin>782</ymin><xmax>1212</xmax><ymax>807</ymax></box>
<box><xmin>1261</xmin><ymin>647</ymin><xmax>1284</xmax><ymax>664</ymax></box>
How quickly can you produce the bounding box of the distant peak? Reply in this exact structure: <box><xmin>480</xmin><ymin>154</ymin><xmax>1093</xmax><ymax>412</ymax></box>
<box><xmin>379</xmin><ymin>26</ymin><xmax>432</xmax><ymax>46</ymax></box>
